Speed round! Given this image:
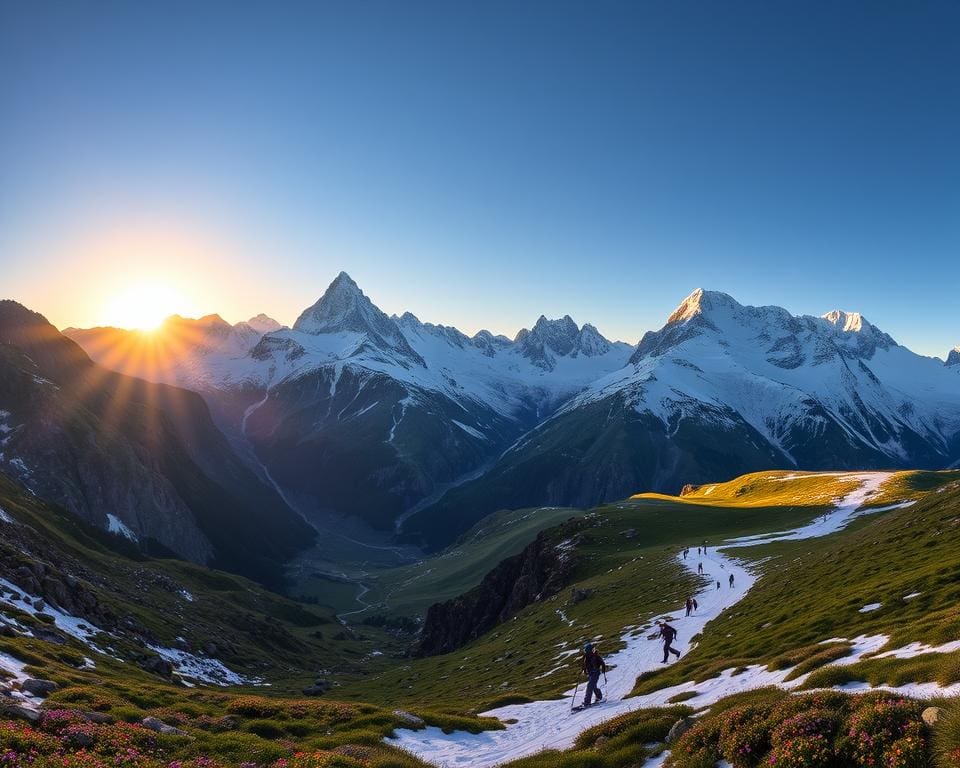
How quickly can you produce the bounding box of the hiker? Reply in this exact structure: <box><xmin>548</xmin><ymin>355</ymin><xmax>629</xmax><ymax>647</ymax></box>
<box><xmin>580</xmin><ymin>642</ymin><xmax>607</xmax><ymax>707</ymax></box>
<box><xmin>692</xmin><ymin>598</ymin><xmax>698</xmax><ymax>611</ymax></box>
<box><xmin>697</xmin><ymin>561</ymin><xmax>703</xmax><ymax>574</ymax></box>
<box><xmin>716</xmin><ymin>580</ymin><xmax>720</xmax><ymax>590</ymax></box>
<box><xmin>729</xmin><ymin>573</ymin><xmax>735</xmax><ymax>588</ymax></box>
<box><xmin>697</xmin><ymin>546</ymin><xmax>701</xmax><ymax>556</ymax></box>
<box><xmin>657</xmin><ymin>620</ymin><xmax>681</xmax><ymax>663</ymax></box>
<box><xmin>683</xmin><ymin>548</ymin><xmax>688</xmax><ymax>560</ymax></box>
<box><xmin>685</xmin><ymin>597</ymin><xmax>693</xmax><ymax>616</ymax></box>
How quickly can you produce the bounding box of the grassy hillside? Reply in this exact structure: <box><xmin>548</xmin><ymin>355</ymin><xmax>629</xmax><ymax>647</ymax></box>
<box><xmin>352</xmin><ymin>506</ymin><xmax>589</xmax><ymax>619</ymax></box>
<box><xmin>628</xmin><ymin>472</ymin><xmax>960</xmax><ymax>699</ymax></box>
<box><xmin>0</xmin><ymin>472</ymin><xmax>408</xmax><ymax>694</ymax></box>
<box><xmin>340</xmin><ymin>472</ymin><xmax>860</xmax><ymax>712</ymax></box>
<box><xmin>5</xmin><ymin>467</ymin><xmax>960</xmax><ymax>768</ymax></box>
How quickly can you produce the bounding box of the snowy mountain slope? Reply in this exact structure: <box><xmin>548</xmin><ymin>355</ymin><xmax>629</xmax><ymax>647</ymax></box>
<box><xmin>66</xmin><ymin>272</ymin><xmax>633</xmax><ymax>540</ymax></box>
<box><xmin>63</xmin><ymin>312</ymin><xmax>284</xmax><ymax>388</ymax></box>
<box><xmin>408</xmin><ymin>289</ymin><xmax>960</xmax><ymax>547</ymax></box>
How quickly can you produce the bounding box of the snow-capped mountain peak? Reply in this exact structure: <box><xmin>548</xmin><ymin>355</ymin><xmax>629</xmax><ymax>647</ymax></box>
<box><xmin>292</xmin><ymin>272</ymin><xmax>425</xmax><ymax>367</ymax></box>
<box><xmin>947</xmin><ymin>346</ymin><xmax>960</xmax><ymax>367</ymax></box>
<box><xmin>665</xmin><ymin>288</ymin><xmax>747</xmax><ymax>325</ymax></box>
<box><xmin>243</xmin><ymin>313</ymin><xmax>283</xmax><ymax>334</ymax></box>
<box><xmin>822</xmin><ymin>309</ymin><xmax>871</xmax><ymax>334</ymax></box>
<box><xmin>513</xmin><ymin>314</ymin><xmax>621</xmax><ymax>370</ymax></box>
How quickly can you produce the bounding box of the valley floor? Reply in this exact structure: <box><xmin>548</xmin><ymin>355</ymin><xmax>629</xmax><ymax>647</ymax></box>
<box><xmin>388</xmin><ymin>472</ymin><xmax>960</xmax><ymax>767</ymax></box>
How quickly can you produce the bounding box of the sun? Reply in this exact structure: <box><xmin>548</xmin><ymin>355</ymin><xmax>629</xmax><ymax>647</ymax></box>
<box><xmin>103</xmin><ymin>282</ymin><xmax>186</xmax><ymax>331</ymax></box>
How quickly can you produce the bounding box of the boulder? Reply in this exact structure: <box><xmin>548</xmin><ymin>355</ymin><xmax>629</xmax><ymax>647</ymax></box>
<box><xmin>21</xmin><ymin>678</ymin><xmax>58</xmax><ymax>697</ymax></box>
<box><xmin>66</xmin><ymin>731</ymin><xmax>94</xmax><ymax>748</ymax></box>
<box><xmin>393</xmin><ymin>709</ymin><xmax>426</xmax><ymax>728</ymax></box>
<box><xmin>139</xmin><ymin>655</ymin><xmax>174</xmax><ymax>677</ymax></box>
<box><xmin>0</xmin><ymin>699</ymin><xmax>40</xmax><ymax>723</ymax></box>
<box><xmin>141</xmin><ymin>716</ymin><xmax>190</xmax><ymax>736</ymax></box>
<box><xmin>570</xmin><ymin>587</ymin><xmax>594</xmax><ymax>604</ymax></box>
<box><xmin>666</xmin><ymin>716</ymin><xmax>696</xmax><ymax>743</ymax></box>
<box><xmin>83</xmin><ymin>711</ymin><xmax>115</xmax><ymax>724</ymax></box>
<box><xmin>303</xmin><ymin>678</ymin><xmax>331</xmax><ymax>696</ymax></box>
<box><xmin>922</xmin><ymin>706</ymin><xmax>943</xmax><ymax>726</ymax></box>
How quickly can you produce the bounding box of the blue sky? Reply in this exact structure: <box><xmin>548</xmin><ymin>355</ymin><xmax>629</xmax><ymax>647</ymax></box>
<box><xmin>1</xmin><ymin>1</ymin><xmax>958</xmax><ymax>356</ymax></box>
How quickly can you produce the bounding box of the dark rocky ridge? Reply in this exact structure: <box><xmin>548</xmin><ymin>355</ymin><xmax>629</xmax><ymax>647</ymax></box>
<box><xmin>415</xmin><ymin>531</ymin><xmax>578</xmax><ymax>656</ymax></box>
<box><xmin>0</xmin><ymin>300</ymin><xmax>313</xmax><ymax>588</ymax></box>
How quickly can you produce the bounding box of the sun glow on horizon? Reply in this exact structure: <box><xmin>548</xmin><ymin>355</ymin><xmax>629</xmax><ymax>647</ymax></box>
<box><xmin>102</xmin><ymin>281</ymin><xmax>187</xmax><ymax>331</ymax></box>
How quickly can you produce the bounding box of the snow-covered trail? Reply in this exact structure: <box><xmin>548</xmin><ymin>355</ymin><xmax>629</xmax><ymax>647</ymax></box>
<box><xmin>389</xmin><ymin>472</ymin><xmax>903</xmax><ymax>767</ymax></box>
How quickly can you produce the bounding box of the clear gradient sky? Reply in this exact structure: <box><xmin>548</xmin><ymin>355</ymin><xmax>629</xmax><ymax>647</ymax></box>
<box><xmin>1</xmin><ymin>1</ymin><xmax>958</xmax><ymax>356</ymax></box>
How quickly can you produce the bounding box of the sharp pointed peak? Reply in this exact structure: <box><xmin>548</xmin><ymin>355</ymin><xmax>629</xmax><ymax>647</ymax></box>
<box><xmin>667</xmin><ymin>288</ymin><xmax>742</xmax><ymax>325</ymax></box>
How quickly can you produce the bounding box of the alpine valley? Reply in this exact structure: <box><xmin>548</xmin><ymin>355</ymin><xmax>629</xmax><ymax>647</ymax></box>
<box><xmin>3</xmin><ymin>276</ymin><xmax>960</xmax><ymax>768</ymax></box>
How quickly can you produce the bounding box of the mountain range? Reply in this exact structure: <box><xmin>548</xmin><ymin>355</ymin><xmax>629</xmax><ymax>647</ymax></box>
<box><xmin>30</xmin><ymin>274</ymin><xmax>960</xmax><ymax>554</ymax></box>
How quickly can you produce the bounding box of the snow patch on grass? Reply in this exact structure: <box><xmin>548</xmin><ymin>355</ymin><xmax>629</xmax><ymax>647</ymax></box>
<box><xmin>858</xmin><ymin>603</ymin><xmax>882</xmax><ymax>613</ymax></box>
<box><xmin>148</xmin><ymin>645</ymin><xmax>260</xmax><ymax>687</ymax></box>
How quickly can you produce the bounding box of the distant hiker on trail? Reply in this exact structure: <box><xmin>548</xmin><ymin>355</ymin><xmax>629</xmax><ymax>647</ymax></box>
<box><xmin>697</xmin><ymin>562</ymin><xmax>703</xmax><ymax>574</ymax></box>
<box><xmin>729</xmin><ymin>573</ymin><xmax>735</xmax><ymax>588</ymax></box>
<box><xmin>657</xmin><ymin>620</ymin><xmax>681</xmax><ymax>663</ymax></box>
<box><xmin>580</xmin><ymin>643</ymin><xmax>607</xmax><ymax>707</ymax></box>
<box><xmin>683</xmin><ymin>548</ymin><xmax>688</xmax><ymax>560</ymax></box>
<box><xmin>685</xmin><ymin>597</ymin><xmax>693</xmax><ymax>616</ymax></box>
<box><xmin>692</xmin><ymin>598</ymin><xmax>698</xmax><ymax>611</ymax></box>
<box><xmin>697</xmin><ymin>546</ymin><xmax>701</xmax><ymax>556</ymax></box>
<box><xmin>716</xmin><ymin>580</ymin><xmax>721</xmax><ymax>590</ymax></box>
<box><xmin>703</xmin><ymin>540</ymin><xmax>708</xmax><ymax>553</ymax></box>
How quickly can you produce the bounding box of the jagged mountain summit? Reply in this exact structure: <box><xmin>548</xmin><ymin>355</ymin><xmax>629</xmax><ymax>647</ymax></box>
<box><xmin>409</xmin><ymin>288</ymin><xmax>960</xmax><ymax>546</ymax></box>
<box><xmin>948</xmin><ymin>346</ymin><xmax>960</xmax><ymax>367</ymax></box>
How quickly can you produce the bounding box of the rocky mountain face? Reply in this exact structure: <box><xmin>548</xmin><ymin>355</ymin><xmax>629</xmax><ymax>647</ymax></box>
<box><xmin>415</xmin><ymin>531</ymin><xmax>577</xmax><ymax>656</ymax></box>
<box><xmin>0</xmin><ymin>301</ymin><xmax>312</xmax><ymax>588</ymax></box>
<box><xmin>948</xmin><ymin>347</ymin><xmax>960</xmax><ymax>367</ymax></box>
<box><xmin>407</xmin><ymin>289</ymin><xmax>960</xmax><ymax>547</ymax></box>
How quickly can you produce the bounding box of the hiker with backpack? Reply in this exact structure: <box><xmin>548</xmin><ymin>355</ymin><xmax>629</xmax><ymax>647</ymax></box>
<box><xmin>579</xmin><ymin>642</ymin><xmax>607</xmax><ymax>707</ymax></box>
<box><xmin>657</xmin><ymin>620</ymin><xmax>681</xmax><ymax>663</ymax></box>
<box><xmin>685</xmin><ymin>597</ymin><xmax>693</xmax><ymax>617</ymax></box>
<box><xmin>729</xmin><ymin>573</ymin><xmax>735</xmax><ymax>588</ymax></box>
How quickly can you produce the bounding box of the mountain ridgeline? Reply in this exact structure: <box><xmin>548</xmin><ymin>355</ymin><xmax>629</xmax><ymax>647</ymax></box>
<box><xmin>50</xmin><ymin>276</ymin><xmax>960</xmax><ymax>556</ymax></box>
<box><xmin>0</xmin><ymin>300</ymin><xmax>312</xmax><ymax>588</ymax></box>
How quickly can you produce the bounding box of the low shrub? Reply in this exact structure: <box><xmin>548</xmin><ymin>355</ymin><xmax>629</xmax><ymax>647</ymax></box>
<box><xmin>668</xmin><ymin>692</ymin><xmax>931</xmax><ymax>768</ymax></box>
<box><xmin>717</xmin><ymin>706</ymin><xmax>771</xmax><ymax>767</ymax></box>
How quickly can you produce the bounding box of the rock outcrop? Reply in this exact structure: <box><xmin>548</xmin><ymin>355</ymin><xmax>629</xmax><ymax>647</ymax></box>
<box><xmin>415</xmin><ymin>532</ymin><xmax>577</xmax><ymax>656</ymax></box>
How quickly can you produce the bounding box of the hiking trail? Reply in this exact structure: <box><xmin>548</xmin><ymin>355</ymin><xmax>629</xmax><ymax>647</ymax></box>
<box><xmin>388</xmin><ymin>472</ymin><xmax>939</xmax><ymax>767</ymax></box>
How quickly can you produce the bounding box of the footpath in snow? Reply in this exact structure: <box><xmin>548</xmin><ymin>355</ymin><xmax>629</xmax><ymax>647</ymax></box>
<box><xmin>389</xmin><ymin>472</ymin><xmax>948</xmax><ymax>767</ymax></box>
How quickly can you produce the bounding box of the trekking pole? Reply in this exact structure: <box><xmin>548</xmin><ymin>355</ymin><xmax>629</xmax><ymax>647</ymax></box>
<box><xmin>570</xmin><ymin>672</ymin><xmax>582</xmax><ymax>712</ymax></box>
